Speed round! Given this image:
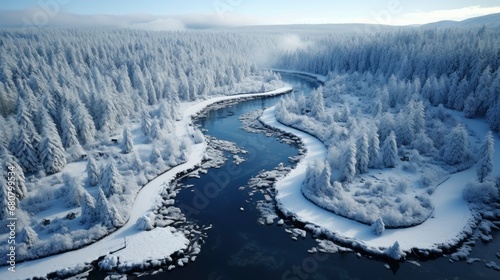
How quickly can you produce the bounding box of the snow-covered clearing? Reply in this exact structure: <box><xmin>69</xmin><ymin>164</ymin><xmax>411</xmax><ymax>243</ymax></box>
<box><xmin>2</xmin><ymin>86</ymin><xmax>292</xmax><ymax>280</ymax></box>
<box><xmin>260</xmin><ymin>105</ymin><xmax>499</xmax><ymax>254</ymax></box>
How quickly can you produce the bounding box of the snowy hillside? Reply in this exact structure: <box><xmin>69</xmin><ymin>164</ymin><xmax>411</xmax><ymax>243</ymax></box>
<box><xmin>422</xmin><ymin>12</ymin><xmax>500</xmax><ymax>29</ymax></box>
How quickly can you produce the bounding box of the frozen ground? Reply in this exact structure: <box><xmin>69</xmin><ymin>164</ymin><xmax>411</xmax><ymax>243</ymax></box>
<box><xmin>260</xmin><ymin>105</ymin><xmax>500</xmax><ymax>256</ymax></box>
<box><xmin>1</xmin><ymin>86</ymin><xmax>292</xmax><ymax>280</ymax></box>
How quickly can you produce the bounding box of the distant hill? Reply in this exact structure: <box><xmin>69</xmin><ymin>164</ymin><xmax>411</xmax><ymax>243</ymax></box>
<box><xmin>222</xmin><ymin>23</ymin><xmax>405</xmax><ymax>34</ymax></box>
<box><xmin>422</xmin><ymin>12</ymin><xmax>500</xmax><ymax>29</ymax></box>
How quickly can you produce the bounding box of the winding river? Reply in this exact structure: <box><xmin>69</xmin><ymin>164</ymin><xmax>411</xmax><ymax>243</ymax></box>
<box><xmin>94</xmin><ymin>73</ymin><xmax>499</xmax><ymax>280</ymax></box>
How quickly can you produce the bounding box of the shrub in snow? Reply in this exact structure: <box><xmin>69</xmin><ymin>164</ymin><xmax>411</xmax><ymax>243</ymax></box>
<box><xmin>464</xmin><ymin>179</ymin><xmax>498</xmax><ymax>204</ymax></box>
<box><xmin>129</xmin><ymin>152</ymin><xmax>143</xmax><ymax>171</ymax></box>
<box><xmin>385</xmin><ymin>241</ymin><xmax>405</xmax><ymax>260</ymax></box>
<box><xmin>371</xmin><ymin>217</ymin><xmax>385</xmax><ymax>236</ymax></box>
<box><xmin>99</xmin><ymin>254</ymin><xmax>119</xmax><ymax>271</ymax></box>
<box><xmin>61</xmin><ymin>174</ymin><xmax>85</xmax><ymax>207</ymax></box>
<box><xmin>150</xmin><ymin>145</ymin><xmax>164</xmax><ymax>165</ymax></box>
<box><xmin>476</xmin><ymin>131</ymin><xmax>494</xmax><ymax>183</ymax></box>
<box><xmin>412</xmin><ymin>131</ymin><xmax>435</xmax><ymax>155</ymax></box>
<box><xmin>136</xmin><ymin>212</ymin><xmax>156</xmax><ymax>231</ymax></box>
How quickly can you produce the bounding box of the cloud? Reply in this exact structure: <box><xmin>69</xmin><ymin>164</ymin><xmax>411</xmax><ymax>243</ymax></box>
<box><xmin>130</xmin><ymin>18</ymin><xmax>186</xmax><ymax>31</ymax></box>
<box><xmin>0</xmin><ymin>9</ymin><xmax>266</xmax><ymax>30</ymax></box>
<box><xmin>392</xmin><ymin>5</ymin><xmax>500</xmax><ymax>25</ymax></box>
<box><xmin>279</xmin><ymin>34</ymin><xmax>313</xmax><ymax>52</ymax></box>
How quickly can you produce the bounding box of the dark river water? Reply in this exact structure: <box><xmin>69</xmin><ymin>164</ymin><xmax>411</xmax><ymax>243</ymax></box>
<box><xmin>119</xmin><ymin>74</ymin><xmax>499</xmax><ymax>280</ymax></box>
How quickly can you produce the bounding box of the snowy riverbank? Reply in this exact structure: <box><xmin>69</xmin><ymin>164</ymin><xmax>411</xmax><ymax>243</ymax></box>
<box><xmin>1</xmin><ymin>86</ymin><xmax>292</xmax><ymax>280</ymax></box>
<box><xmin>260</xmin><ymin>105</ymin><xmax>499</xmax><ymax>256</ymax></box>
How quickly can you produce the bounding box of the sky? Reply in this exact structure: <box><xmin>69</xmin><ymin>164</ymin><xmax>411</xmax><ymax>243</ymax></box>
<box><xmin>0</xmin><ymin>0</ymin><xmax>500</xmax><ymax>29</ymax></box>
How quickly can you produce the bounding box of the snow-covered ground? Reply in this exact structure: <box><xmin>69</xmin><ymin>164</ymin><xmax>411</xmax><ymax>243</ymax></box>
<box><xmin>260</xmin><ymin>105</ymin><xmax>499</xmax><ymax>254</ymax></box>
<box><xmin>1</xmin><ymin>86</ymin><xmax>292</xmax><ymax>280</ymax></box>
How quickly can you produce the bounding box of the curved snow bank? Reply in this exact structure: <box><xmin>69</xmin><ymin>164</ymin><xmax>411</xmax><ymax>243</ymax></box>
<box><xmin>2</xmin><ymin>86</ymin><xmax>292</xmax><ymax>280</ymax></box>
<box><xmin>260</xmin><ymin>106</ymin><xmax>486</xmax><ymax>253</ymax></box>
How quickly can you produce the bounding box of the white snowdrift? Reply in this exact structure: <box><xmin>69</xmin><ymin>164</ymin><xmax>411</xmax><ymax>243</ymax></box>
<box><xmin>2</xmin><ymin>86</ymin><xmax>292</xmax><ymax>280</ymax></box>
<box><xmin>261</xmin><ymin>105</ymin><xmax>500</xmax><ymax>253</ymax></box>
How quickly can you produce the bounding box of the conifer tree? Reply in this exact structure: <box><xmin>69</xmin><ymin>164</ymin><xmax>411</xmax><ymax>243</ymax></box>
<box><xmin>101</xmin><ymin>158</ymin><xmax>122</xmax><ymax>197</ymax></box>
<box><xmin>121</xmin><ymin>126</ymin><xmax>133</xmax><ymax>154</ymax></box>
<box><xmin>443</xmin><ymin>124</ymin><xmax>469</xmax><ymax>166</ymax></box>
<box><xmin>341</xmin><ymin>142</ymin><xmax>357</xmax><ymax>182</ymax></box>
<box><xmin>368</xmin><ymin>131</ymin><xmax>381</xmax><ymax>168</ymax></box>
<box><xmin>477</xmin><ymin>131</ymin><xmax>494</xmax><ymax>182</ymax></box>
<box><xmin>356</xmin><ymin>133</ymin><xmax>369</xmax><ymax>174</ymax></box>
<box><xmin>382</xmin><ymin>131</ymin><xmax>398</xmax><ymax>168</ymax></box>
<box><xmin>39</xmin><ymin>109</ymin><xmax>66</xmax><ymax>174</ymax></box>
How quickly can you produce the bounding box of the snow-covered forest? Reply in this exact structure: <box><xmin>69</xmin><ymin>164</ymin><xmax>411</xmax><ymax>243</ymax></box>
<box><xmin>275</xmin><ymin>28</ymin><xmax>500</xmax><ymax>131</ymax></box>
<box><xmin>273</xmin><ymin>28</ymin><xmax>499</xmax><ymax>228</ymax></box>
<box><xmin>0</xmin><ymin>28</ymin><xmax>284</xmax><ymax>261</ymax></box>
<box><xmin>0</xmin><ymin>23</ymin><xmax>499</xmax><ymax>269</ymax></box>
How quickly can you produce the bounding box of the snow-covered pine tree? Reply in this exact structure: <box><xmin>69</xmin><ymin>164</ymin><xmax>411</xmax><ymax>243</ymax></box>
<box><xmin>9</xmin><ymin>128</ymin><xmax>39</xmax><ymax>173</ymax></box>
<box><xmin>297</xmin><ymin>92</ymin><xmax>308</xmax><ymax>115</ymax></box>
<box><xmin>317</xmin><ymin>161</ymin><xmax>333</xmax><ymax>197</ymax></box>
<box><xmin>302</xmin><ymin>161</ymin><xmax>321</xmax><ymax>196</ymax></box>
<box><xmin>150</xmin><ymin>144</ymin><xmax>163</xmax><ymax>165</ymax></box>
<box><xmin>95</xmin><ymin>188</ymin><xmax>124</xmax><ymax>228</ymax></box>
<box><xmin>101</xmin><ymin>158</ymin><xmax>122</xmax><ymax>197</ymax></box>
<box><xmin>341</xmin><ymin>142</ymin><xmax>357</xmax><ymax>182</ymax></box>
<box><xmin>62</xmin><ymin>174</ymin><xmax>85</xmax><ymax>207</ymax></box>
<box><xmin>39</xmin><ymin>109</ymin><xmax>67</xmax><ymax>174</ymax></box>
<box><xmin>79</xmin><ymin>190</ymin><xmax>96</xmax><ymax>225</ymax></box>
<box><xmin>71</xmin><ymin>99</ymin><xmax>96</xmax><ymax>145</ymax></box>
<box><xmin>310</xmin><ymin>86</ymin><xmax>326</xmax><ymax>121</ymax></box>
<box><xmin>129</xmin><ymin>151</ymin><xmax>143</xmax><ymax>174</ymax></box>
<box><xmin>121</xmin><ymin>126</ymin><xmax>133</xmax><ymax>154</ymax></box>
<box><xmin>19</xmin><ymin>226</ymin><xmax>39</xmax><ymax>247</ymax></box>
<box><xmin>382</xmin><ymin>131</ymin><xmax>398</xmax><ymax>168</ymax></box>
<box><xmin>141</xmin><ymin>110</ymin><xmax>152</xmax><ymax>136</ymax></box>
<box><xmin>413</xmin><ymin>101</ymin><xmax>426</xmax><ymax>133</ymax></box>
<box><xmin>60</xmin><ymin>107</ymin><xmax>80</xmax><ymax>149</ymax></box>
<box><xmin>486</xmin><ymin>99</ymin><xmax>500</xmax><ymax>131</ymax></box>
<box><xmin>398</xmin><ymin>107</ymin><xmax>414</xmax><ymax>146</ymax></box>
<box><xmin>0</xmin><ymin>145</ymin><xmax>27</xmax><ymax>201</ymax></box>
<box><xmin>368</xmin><ymin>130</ymin><xmax>381</xmax><ymax>168</ymax></box>
<box><xmin>477</xmin><ymin>131</ymin><xmax>495</xmax><ymax>182</ymax></box>
<box><xmin>443</xmin><ymin>124</ymin><xmax>469</xmax><ymax>166</ymax></box>
<box><xmin>86</xmin><ymin>156</ymin><xmax>99</xmax><ymax>186</ymax></box>
<box><xmin>356</xmin><ymin>133</ymin><xmax>369</xmax><ymax>174</ymax></box>
<box><xmin>149</xmin><ymin>119</ymin><xmax>162</xmax><ymax>142</ymax></box>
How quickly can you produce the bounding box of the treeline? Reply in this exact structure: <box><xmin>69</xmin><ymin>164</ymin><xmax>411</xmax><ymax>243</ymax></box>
<box><xmin>274</xmin><ymin>28</ymin><xmax>500</xmax><ymax>130</ymax></box>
